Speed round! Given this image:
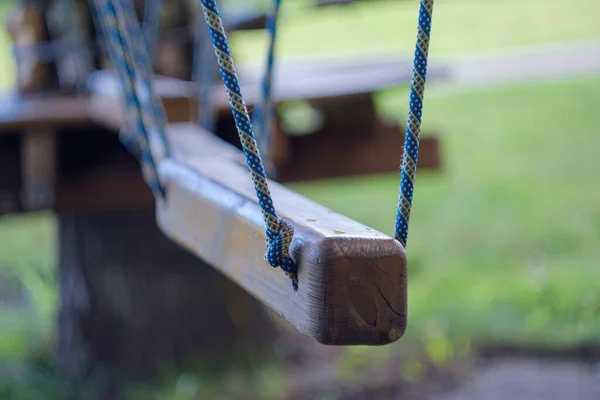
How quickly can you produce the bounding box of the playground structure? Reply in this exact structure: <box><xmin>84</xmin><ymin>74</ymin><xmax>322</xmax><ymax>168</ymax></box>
<box><xmin>0</xmin><ymin>0</ymin><xmax>439</xmax><ymax>378</ymax></box>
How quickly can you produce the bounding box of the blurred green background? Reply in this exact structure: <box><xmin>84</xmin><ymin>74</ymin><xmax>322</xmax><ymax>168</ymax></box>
<box><xmin>0</xmin><ymin>0</ymin><xmax>599</xmax><ymax>398</ymax></box>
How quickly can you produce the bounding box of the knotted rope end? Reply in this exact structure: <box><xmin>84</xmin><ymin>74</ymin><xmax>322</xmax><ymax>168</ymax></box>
<box><xmin>264</xmin><ymin>219</ymin><xmax>298</xmax><ymax>291</ymax></box>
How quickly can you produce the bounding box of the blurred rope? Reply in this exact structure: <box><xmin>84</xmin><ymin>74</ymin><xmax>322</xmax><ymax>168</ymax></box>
<box><xmin>143</xmin><ymin>0</ymin><xmax>163</xmax><ymax>61</ymax></box>
<box><xmin>192</xmin><ymin>2</ymin><xmax>217</xmax><ymax>131</ymax></box>
<box><xmin>252</xmin><ymin>0</ymin><xmax>282</xmax><ymax>169</ymax></box>
<box><xmin>91</xmin><ymin>0</ymin><xmax>170</xmax><ymax>197</ymax></box>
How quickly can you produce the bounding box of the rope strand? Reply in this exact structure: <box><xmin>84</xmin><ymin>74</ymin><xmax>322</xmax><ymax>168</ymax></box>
<box><xmin>193</xmin><ymin>3</ymin><xmax>217</xmax><ymax>131</ymax></box>
<box><xmin>252</xmin><ymin>0</ymin><xmax>281</xmax><ymax>164</ymax></box>
<box><xmin>143</xmin><ymin>0</ymin><xmax>163</xmax><ymax>60</ymax></box>
<box><xmin>199</xmin><ymin>0</ymin><xmax>297</xmax><ymax>289</ymax></box>
<box><xmin>92</xmin><ymin>0</ymin><xmax>168</xmax><ymax>197</ymax></box>
<box><xmin>395</xmin><ymin>0</ymin><xmax>434</xmax><ymax>248</ymax></box>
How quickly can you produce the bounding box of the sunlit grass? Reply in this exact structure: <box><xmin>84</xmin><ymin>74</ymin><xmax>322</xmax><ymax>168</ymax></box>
<box><xmin>0</xmin><ymin>2</ymin><xmax>16</xmax><ymax>90</ymax></box>
<box><xmin>231</xmin><ymin>0</ymin><xmax>600</xmax><ymax>61</ymax></box>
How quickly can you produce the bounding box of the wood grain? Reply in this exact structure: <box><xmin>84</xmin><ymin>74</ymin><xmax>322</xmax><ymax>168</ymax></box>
<box><xmin>157</xmin><ymin>123</ymin><xmax>407</xmax><ymax>345</ymax></box>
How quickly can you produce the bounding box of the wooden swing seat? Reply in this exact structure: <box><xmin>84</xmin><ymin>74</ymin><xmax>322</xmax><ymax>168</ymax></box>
<box><xmin>159</xmin><ymin>122</ymin><xmax>407</xmax><ymax>345</ymax></box>
<box><xmin>0</xmin><ymin>92</ymin><xmax>408</xmax><ymax>345</ymax></box>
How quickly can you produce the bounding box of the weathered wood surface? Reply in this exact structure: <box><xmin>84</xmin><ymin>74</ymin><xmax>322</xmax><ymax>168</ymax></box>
<box><xmin>157</xmin><ymin>123</ymin><xmax>407</xmax><ymax>345</ymax></box>
<box><xmin>0</xmin><ymin>93</ymin><xmax>89</xmax><ymax>132</ymax></box>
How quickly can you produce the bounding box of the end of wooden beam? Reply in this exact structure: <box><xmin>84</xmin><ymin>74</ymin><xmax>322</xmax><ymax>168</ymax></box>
<box><xmin>300</xmin><ymin>234</ymin><xmax>407</xmax><ymax>345</ymax></box>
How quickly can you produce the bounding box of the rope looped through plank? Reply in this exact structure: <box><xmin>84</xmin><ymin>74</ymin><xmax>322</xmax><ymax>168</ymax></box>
<box><xmin>200</xmin><ymin>0</ymin><xmax>298</xmax><ymax>288</ymax></box>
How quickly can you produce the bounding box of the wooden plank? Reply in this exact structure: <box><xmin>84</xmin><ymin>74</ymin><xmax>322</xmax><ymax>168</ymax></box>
<box><xmin>275</xmin><ymin>130</ymin><xmax>441</xmax><ymax>182</ymax></box>
<box><xmin>88</xmin><ymin>53</ymin><xmax>445</xmax><ymax>114</ymax></box>
<box><xmin>0</xmin><ymin>93</ymin><xmax>89</xmax><ymax>132</ymax></box>
<box><xmin>87</xmin><ymin>72</ymin><xmax>198</xmax><ymax>130</ymax></box>
<box><xmin>272</xmin><ymin>92</ymin><xmax>442</xmax><ymax>181</ymax></box>
<box><xmin>157</xmin><ymin>123</ymin><xmax>407</xmax><ymax>346</ymax></box>
<box><xmin>223</xmin><ymin>12</ymin><xmax>268</xmax><ymax>32</ymax></box>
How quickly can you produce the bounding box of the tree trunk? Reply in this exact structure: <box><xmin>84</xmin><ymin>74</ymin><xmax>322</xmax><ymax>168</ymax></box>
<box><xmin>56</xmin><ymin>210</ymin><xmax>278</xmax><ymax>384</ymax></box>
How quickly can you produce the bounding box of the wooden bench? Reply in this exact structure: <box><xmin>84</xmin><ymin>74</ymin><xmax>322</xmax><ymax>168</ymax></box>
<box><xmin>88</xmin><ymin>55</ymin><xmax>444</xmax><ymax>181</ymax></box>
<box><xmin>0</xmin><ymin>92</ymin><xmax>407</xmax><ymax>346</ymax></box>
<box><xmin>0</xmin><ymin>93</ymin><xmax>90</xmax><ymax>212</ymax></box>
<box><xmin>0</xmin><ymin>89</ymin><xmax>196</xmax><ymax>214</ymax></box>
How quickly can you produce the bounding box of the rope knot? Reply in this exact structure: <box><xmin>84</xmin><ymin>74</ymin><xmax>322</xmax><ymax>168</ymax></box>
<box><xmin>265</xmin><ymin>219</ymin><xmax>298</xmax><ymax>290</ymax></box>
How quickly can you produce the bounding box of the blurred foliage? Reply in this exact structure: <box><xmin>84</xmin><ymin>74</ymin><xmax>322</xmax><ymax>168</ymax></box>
<box><xmin>231</xmin><ymin>0</ymin><xmax>600</xmax><ymax>61</ymax></box>
<box><xmin>1</xmin><ymin>0</ymin><xmax>600</xmax><ymax>88</ymax></box>
<box><xmin>0</xmin><ymin>2</ymin><xmax>16</xmax><ymax>89</ymax></box>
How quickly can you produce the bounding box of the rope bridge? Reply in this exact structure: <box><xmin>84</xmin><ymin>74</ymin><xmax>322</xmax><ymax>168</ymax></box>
<box><xmin>86</xmin><ymin>0</ymin><xmax>435</xmax><ymax>343</ymax></box>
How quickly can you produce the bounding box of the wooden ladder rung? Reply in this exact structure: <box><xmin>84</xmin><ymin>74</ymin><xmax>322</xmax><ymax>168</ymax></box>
<box><xmin>158</xmin><ymin>123</ymin><xmax>407</xmax><ymax>346</ymax></box>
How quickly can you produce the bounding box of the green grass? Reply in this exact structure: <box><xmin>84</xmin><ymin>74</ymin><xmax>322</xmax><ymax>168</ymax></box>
<box><xmin>288</xmin><ymin>75</ymin><xmax>600</xmax><ymax>350</ymax></box>
<box><xmin>0</xmin><ymin>2</ymin><xmax>16</xmax><ymax>90</ymax></box>
<box><xmin>231</xmin><ymin>0</ymin><xmax>600</xmax><ymax>61</ymax></box>
<box><xmin>1</xmin><ymin>0</ymin><xmax>599</xmax><ymax>89</ymax></box>
<box><xmin>0</xmin><ymin>213</ymin><xmax>56</xmax><ymax>362</ymax></box>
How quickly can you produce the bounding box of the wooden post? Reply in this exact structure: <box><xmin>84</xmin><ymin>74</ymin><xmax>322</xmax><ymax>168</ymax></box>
<box><xmin>21</xmin><ymin>128</ymin><xmax>56</xmax><ymax>210</ymax></box>
<box><xmin>56</xmin><ymin>209</ymin><xmax>279</xmax><ymax>381</ymax></box>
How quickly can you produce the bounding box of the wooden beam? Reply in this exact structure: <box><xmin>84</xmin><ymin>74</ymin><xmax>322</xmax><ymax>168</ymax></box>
<box><xmin>87</xmin><ymin>73</ymin><xmax>198</xmax><ymax>131</ymax></box>
<box><xmin>88</xmin><ymin>54</ymin><xmax>447</xmax><ymax>116</ymax></box>
<box><xmin>157</xmin><ymin>123</ymin><xmax>407</xmax><ymax>346</ymax></box>
<box><xmin>0</xmin><ymin>93</ymin><xmax>89</xmax><ymax>132</ymax></box>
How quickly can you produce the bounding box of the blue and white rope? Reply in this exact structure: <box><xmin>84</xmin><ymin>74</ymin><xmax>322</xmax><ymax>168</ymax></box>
<box><xmin>115</xmin><ymin>0</ymin><xmax>170</xmax><ymax>156</ymax></box>
<box><xmin>252</xmin><ymin>0</ymin><xmax>281</xmax><ymax>160</ymax></box>
<box><xmin>395</xmin><ymin>0</ymin><xmax>434</xmax><ymax>248</ymax></box>
<box><xmin>143</xmin><ymin>0</ymin><xmax>163</xmax><ymax>60</ymax></box>
<box><xmin>192</xmin><ymin>3</ymin><xmax>217</xmax><ymax>131</ymax></box>
<box><xmin>199</xmin><ymin>0</ymin><xmax>298</xmax><ymax>288</ymax></box>
<box><xmin>91</xmin><ymin>0</ymin><xmax>169</xmax><ymax>197</ymax></box>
